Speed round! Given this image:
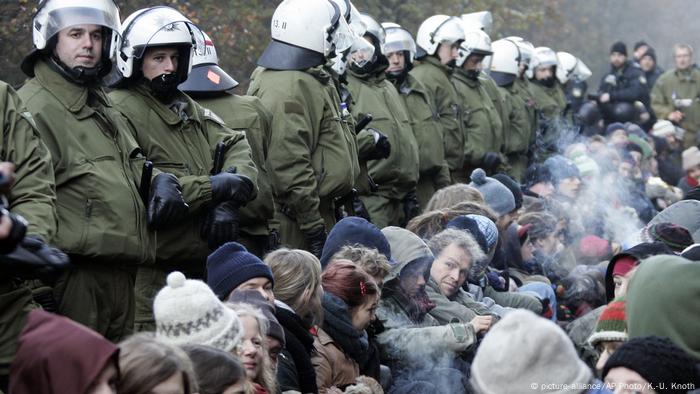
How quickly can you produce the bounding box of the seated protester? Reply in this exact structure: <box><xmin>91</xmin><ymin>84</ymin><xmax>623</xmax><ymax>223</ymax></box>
<box><xmin>311</xmin><ymin>261</ymin><xmax>382</xmax><ymax>392</ymax></box>
<box><xmin>153</xmin><ymin>272</ymin><xmax>244</xmax><ymax>353</ymax></box>
<box><xmin>207</xmin><ymin>242</ymin><xmax>275</xmax><ymax>303</ymax></box>
<box><xmin>637</xmin><ymin>222</ymin><xmax>694</xmax><ymax>253</ymax></box>
<box><xmin>319</xmin><ymin>217</ymin><xmax>393</xmax><ymax>269</ymax></box>
<box><xmin>521</xmin><ymin>163</ymin><xmax>555</xmax><ymax>203</ymax></box>
<box><xmin>587</xmin><ymin>299</ymin><xmax>628</xmax><ymax>374</ymax></box>
<box><xmin>229</xmin><ymin>290</ymin><xmax>286</xmax><ymax>367</ymax></box>
<box><xmin>602</xmin><ymin>336</ymin><xmax>699</xmax><ymax>393</ymax></box>
<box><xmin>556</xmin><ymin>270</ymin><xmax>607</xmax><ymax>323</ymax></box>
<box><xmin>650</xmin><ymin>120</ymin><xmax>684</xmax><ymax>186</ymax></box>
<box><xmin>406</xmin><ymin>202</ymin><xmax>497</xmax><ymax>240</ymax></box>
<box><xmin>492</xmin><ymin>173</ymin><xmax>524</xmax><ymax>223</ymax></box>
<box><xmin>518</xmin><ymin>212</ymin><xmax>567</xmax><ymax>283</ymax></box>
<box><xmin>424</xmin><ymin>228</ymin><xmax>495</xmax><ymax>327</ymax></box>
<box><xmin>604</xmin><ymin>122</ymin><xmax>629</xmax><ymax>148</ymax></box>
<box><xmin>677</xmin><ymin>146</ymin><xmax>700</xmax><ymax>196</ymax></box>
<box><xmin>644</xmin><ymin>199</ymin><xmax>700</xmax><ymax>244</ymax></box>
<box><xmin>10</xmin><ymin>310</ymin><xmax>120</xmax><ymax>394</ymax></box>
<box><xmin>468</xmin><ymin>168</ymin><xmax>517</xmax><ymax>232</ymax></box>
<box><xmin>377</xmin><ymin>227</ymin><xmax>481</xmax><ymax>390</ymax></box>
<box><xmin>182</xmin><ymin>344</ymin><xmax>248</xmax><ymax>394</ymax></box>
<box><xmin>617</xmin><ymin>148</ymin><xmax>658</xmax><ymax>223</ymax></box>
<box><xmin>625</xmin><ymin>255</ymin><xmax>700</xmax><ymax>361</ymax></box>
<box><xmin>265</xmin><ymin>249</ymin><xmax>323</xmax><ymax>394</ymax></box>
<box><xmin>118</xmin><ymin>333</ymin><xmax>198</xmax><ymax>394</ymax></box>
<box><xmin>228</xmin><ymin>303</ymin><xmax>276</xmax><ymax>394</ymax></box>
<box><xmin>645</xmin><ymin>175</ymin><xmax>683</xmax><ymax>212</ymax></box>
<box><xmin>502</xmin><ymin>223</ymin><xmax>550</xmax><ymax>285</ymax></box>
<box><xmin>331</xmin><ymin>245</ymin><xmax>392</xmax><ymax>288</ymax></box>
<box><xmin>424</xmin><ymin>184</ymin><xmax>485</xmax><ymax>212</ymax></box>
<box><xmin>470</xmin><ymin>310</ymin><xmax>608</xmax><ymax>394</ymax></box>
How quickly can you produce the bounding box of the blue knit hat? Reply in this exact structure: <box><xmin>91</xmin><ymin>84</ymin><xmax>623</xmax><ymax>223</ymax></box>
<box><xmin>469</xmin><ymin>168</ymin><xmax>516</xmax><ymax>217</ymax></box>
<box><xmin>465</xmin><ymin>214</ymin><xmax>499</xmax><ymax>251</ymax></box>
<box><xmin>446</xmin><ymin>215</ymin><xmax>489</xmax><ymax>253</ymax></box>
<box><xmin>605</xmin><ymin>122</ymin><xmax>626</xmax><ymax>136</ymax></box>
<box><xmin>206</xmin><ymin>242</ymin><xmax>274</xmax><ymax>300</ymax></box>
<box><xmin>319</xmin><ymin>217</ymin><xmax>393</xmax><ymax>268</ymax></box>
<box><xmin>544</xmin><ymin>155</ymin><xmax>580</xmax><ymax>185</ymax></box>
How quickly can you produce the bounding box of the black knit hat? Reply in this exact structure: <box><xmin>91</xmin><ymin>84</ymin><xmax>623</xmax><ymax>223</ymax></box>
<box><xmin>611</xmin><ymin>41</ymin><xmax>628</xmax><ymax>56</ymax></box>
<box><xmin>522</xmin><ymin>163</ymin><xmax>553</xmax><ymax>189</ymax></box>
<box><xmin>602</xmin><ymin>336</ymin><xmax>700</xmax><ymax>393</ymax></box>
<box><xmin>641</xmin><ymin>48</ymin><xmax>657</xmax><ymax>63</ymax></box>
<box><xmin>633</xmin><ymin>40</ymin><xmax>649</xmax><ymax>51</ymax></box>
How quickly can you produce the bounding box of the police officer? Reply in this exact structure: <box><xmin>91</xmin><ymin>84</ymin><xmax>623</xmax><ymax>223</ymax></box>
<box><xmin>597</xmin><ymin>41</ymin><xmax>651</xmax><ymax>125</ymax></box>
<box><xmin>651</xmin><ymin>43</ymin><xmax>700</xmax><ymax>148</ymax></box>
<box><xmin>179</xmin><ymin>33</ymin><xmax>273</xmax><ymax>257</ymax></box>
<box><xmin>18</xmin><ymin>0</ymin><xmax>186</xmax><ymax>341</ymax></box>
<box><xmin>411</xmin><ymin>15</ymin><xmax>466</xmax><ymax>183</ymax></box>
<box><xmin>248</xmin><ymin>0</ymin><xmax>360</xmax><ymax>258</ymax></box>
<box><xmin>345</xmin><ymin>15</ymin><xmax>419</xmax><ymax>228</ymax></box>
<box><xmin>383</xmin><ymin>22</ymin><xmax>451</xmax><ymax>206</ymax></box>
<box><xmin>508</xmin><ymin>37</ymin><xmax>539</xmax><ymax>143</ymax></box>
<box><xmin>556</xmin><ymin>51</ymin><xmax>592</xmax><ymax>119</ymax></box>
<box><xmin>109</xmin><ymin>7</ymin><xmax>258</xmax><ymax>331</ymax></box>
<box><xmin>452</xmin><ymin>28</ymin><xmax>505</xmax><ymax>179</ymax></box>
<box><xmin>490</xmin><ymin>39</ymin><xmax>533</xmax><ymax>181</ymax></box>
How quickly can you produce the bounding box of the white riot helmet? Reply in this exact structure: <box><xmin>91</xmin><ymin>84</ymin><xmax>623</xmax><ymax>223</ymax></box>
<box><xmin>382</xmin><ymin>22</ymin><xmax>417</xmax><ymax>63</ymax></box>
<box><xmin>114</xmin><ymin>6</ymin><xmax>203</xmax><ymax>82</ymax></box>
<box><xmin>359</xmin><ymin>13</ymin><xmax>385</xmax><ymax>50</ymax></box>
<box><xmin>556</xmin><ymin>51</ymin><xmax>592</xmax><ymax>84</ymax></box>
<box><xmin>178</xmin><ymin>32</ymin><xmax>238</xmax><ymax>93</ymax></box>
<box><xmin>526</xmin><ymin>46</ymin><xmax>558</xmax><ymax>79</ymax></box>
<box><xmin>258</xmin><ymin>0</ymin><xmax>355</xmax><ymax>70</ymax></box>
<box><xmin>21</xmin><ymin>0</ymin><xmax>121</xmax><ymax>79</ymax></box>
<box><xmin>461</xmin><ymin>11</ymin><xmax>493</xmax><ymax>35</ymax></box>
<box><xmin>506</xmin><ymin>36</ymin><xmax>535</xmax><ymax>69</ymax></box>
<box><xmin>416</xmin><ymin>15</ymin><xmax>464</xmax><ymax>58</ymax></box>
<box><xmin>329</xmin><ymin>1</ymin><xmax>374</xmax><ymax>75</ymax></box>
<box><xmin>455</xmin><ymin>28</ymin><xmax>492</xmax><ymax>68</ymax></box>
<box><xmin>489</xmin><ymin>39</ymin><xmax>520</xmax><ymax>87</ymax></box>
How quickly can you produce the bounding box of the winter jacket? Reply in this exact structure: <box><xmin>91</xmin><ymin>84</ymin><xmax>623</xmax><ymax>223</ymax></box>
<box><xmin>425</xmin><ymin>278</ymin><xmax>494</xmax><ymax>325</ymax></box>
<box><xmin>645</xmin><ymin>66</ymin><xmax>664</xmax><ymax>89</ymax></box>
<box><xmin>651</xmin><ymin>67</ymin><xmax>700</xmax><ymax>148</ymax></box>
<box><xmin>274</xmin><ymin>302</ymin><xmax>318</xmax><ymax>394</ymax></box>
<box><xmin>500</xmin><ymin>84</ymin><xmax>532</xmax><ymax>168</ymax></box>
<box><xmin>312</xmin><ymin>327</ymin><xmax>360</xmax><ymax>393</ymax></box>
<box><xmin>598</xmin><ymin>60</ymin><xmax>650</xmax><ymax>107</ymax></box>
<box><xmin>110</xmin><ymin>85</ymin><xmax>258</xmax><ymax>267</ymax></box>
<box><xmin>566</xmin><ymin>305</ymin><xmax>604</xmax><ymax>369</ymax></box>
<box><xmin>647</xmin><ymin>199</ymin><xmax>700</xmax><ymax>242</ymax></box>
<box><xmin>411</xmin><ymin>56</ymin><xmax>464</xmax><ymax>172</ymax></box>
<box><xmin>530</xmin><ymin>80</ymin><xmax>567</xmax><ymax>120</ymax></box>
<box><xmin>18</xmin><ymin>60</ymin><xmax>155</xmax><ymax>265</ymax></box>
<box><xmin>512</xmin><ymin>77</ymin><xmax>538</xmax><ymax>141</ymax></box>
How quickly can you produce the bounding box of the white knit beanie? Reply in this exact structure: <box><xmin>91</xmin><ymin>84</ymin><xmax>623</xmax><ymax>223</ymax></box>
<box><xmin>470</xmin><ymin>309</ymin><xmax>592</xmax><ymax>394</ymax></box>
<box><xmin>154</xmin><ymin>271</ymin><xmax>243</xmax><ymax>352</ymax></box>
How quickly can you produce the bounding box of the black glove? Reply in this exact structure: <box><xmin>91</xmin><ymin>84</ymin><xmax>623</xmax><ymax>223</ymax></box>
<box><xmin>201</xmin><ymin>201</ymin><xmax>240</xmax><ymax>250</ymax></box>
<box><xmin>0</xmin><ymin>235</ymin><xmax>70</xmax><ymax>285</ymax></box>
<box><xmin>366</xmin><ymin>128</ymin><xmax>391</xmax><ymax>161</ymax></box>
<box><xmin>148</xmin><ymin>173</ymin><xmax>189</xmax><ymax>230</ymax></box>
<box><xmin>303</xmin><ymin>225</ymin><xmax>327</xmax><ymax>259</ymax></box>
<box><xmin>402</xmin><ymin>190</ymin><xmax>421</xmax><ymax>224</ymax></box>
<box><xmin>266</xmin><ymin>229</ymin><xmax>281</xmax><ymax>253</ymax></box>
<box><xmin>0</xmin><ymin>209</ymin><xmax>27</xmax><ymax>254</ymax></box>
<box><xmin>210</xmin><ymin>171</ymin><xmax>255</xmax><ymax>205</ymax></box>
<box><xmin>352</xmin><ymin>195</ymin><xmax>372</xmax><ymax>222</ymax></box>
<box><xmin>482</xmin><ymin>151</ymin><xmax>502</xmax><ymax>171</ymax></box>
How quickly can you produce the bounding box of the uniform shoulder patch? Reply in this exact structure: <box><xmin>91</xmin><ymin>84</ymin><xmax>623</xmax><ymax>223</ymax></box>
<box><xmin>284</xmin><ymin>101</ymin><xmax>306</xmax><ymax>115</ymax></box>
<box><xmin>202</xmin><ymin>108</ymin><xmax>225</xmax><ymax>126</ymax></box>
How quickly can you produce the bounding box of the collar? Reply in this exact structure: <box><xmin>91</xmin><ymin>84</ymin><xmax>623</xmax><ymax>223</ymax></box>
<box><xmin>453</xmin><ymin>67</ymin><xmax>480</xmax><ymax>86</ymax></box>
<box><xmin>675</xmin><ymin>68</ymin><xmax>698</xmax><ymax>82</ymax></box>
<box><xmin>421</xmin><ymin>55</ymin><xmax>452</xmax><ymax>75</ymax></box>
<box><xmin>34</xmin><ymin>60</ymin><xmax>110</xmax><ymax>114</ymax></box>
<box><xmin>134</xmin><ymin>83</ymin><xmax>201</xmax><ymax>126</ymax></box>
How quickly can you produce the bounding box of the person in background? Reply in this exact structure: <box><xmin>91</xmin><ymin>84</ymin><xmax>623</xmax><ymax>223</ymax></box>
<box><xmin>638</xmin><ymin>48</ymin><xmax>663</xmax><ymax>88</ymax></box>
<box><xmin>677</xmin><ymin>146</ymin><xmax>700</xmax><ymax>195</ymax></box>
<box><xmin>182</xmin><ymin>344</ymin><xmax>249</xmax><ymax>394</ymax></box>
<box><xmin>228</xmin><ymin>303</ymin><xmax>277</xmax><ymax>394</ymax></box>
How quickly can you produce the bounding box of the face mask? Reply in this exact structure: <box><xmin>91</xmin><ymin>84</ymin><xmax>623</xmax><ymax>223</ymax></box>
<box><xmin>149</xmin><ymin>73</ymin><xmax>180</xmax><ymax>102</ymax></box>
<box><xmin>538</xmin><ymin>76</ymin><xmax>556</xmax><ymax>88</ymax></box>
<box><xmin>445</xmin><ymin>59</ymin><xmax>457</xmax><ymax>68</ymax></box>
<box><xmin>465</xmin><ymin>69</ymin><xmax>480</xmax><ymax>80</ymax></box>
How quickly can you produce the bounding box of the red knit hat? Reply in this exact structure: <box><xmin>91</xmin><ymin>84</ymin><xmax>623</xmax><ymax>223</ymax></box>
<box><xmin>588</xmin><ymin>299</ymin><xmax>628</xmax><ymax>346</ymax></box>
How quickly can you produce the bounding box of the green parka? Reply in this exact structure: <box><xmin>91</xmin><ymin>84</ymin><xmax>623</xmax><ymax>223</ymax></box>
<box><xmin>651</xmin><ymin>68</ymin><xmax>700</xmax><ymax>148</ymax></box>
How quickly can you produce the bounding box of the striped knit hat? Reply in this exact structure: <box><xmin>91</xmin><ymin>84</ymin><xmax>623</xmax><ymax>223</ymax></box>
<box><xmin>641</xmin><ymin>222</ymin><xmax>694</xmax><ymax>253</ymax></box>
<box><xmin>588</xmin><ymin>298</ymin><xmax>628</xmax><ymax>347</ymax></box>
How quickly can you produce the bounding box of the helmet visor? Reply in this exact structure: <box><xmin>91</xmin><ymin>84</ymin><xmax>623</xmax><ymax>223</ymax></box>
<box><xmin>384</xmin><ymin>27</ymin><xmax>416</xmax><ymax>57</ymax></box>
<box><xmin>349</xmin><ymin>35</ymin><xmax>375</xmax><ymax>67</ymax></box>
<box><xmin>41</xmin><ymin>0</ymin><xmax>120</xmax><ymax>44</ymax></box>
<box><xmin>122</xmin><ymin>8</ymin><xmax>205</xmax><ymax>61</ymax></box>
<box><xmin>327</xmin><ymin>13</ymin><xmax>355</xmax><ymax>55</ymax></box>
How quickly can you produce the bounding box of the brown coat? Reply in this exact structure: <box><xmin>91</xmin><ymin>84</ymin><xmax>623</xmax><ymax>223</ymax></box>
<box><xmin>311</xmin><ymin>327</ymin><xmax>360</xmax><ymax>392</ymax></box>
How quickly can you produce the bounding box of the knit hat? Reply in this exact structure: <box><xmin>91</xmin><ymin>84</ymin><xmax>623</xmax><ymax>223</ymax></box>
<box><xmin>206</xmin><ymin>242</ymin><xmax>274</xmax><ymax>300</ymax></box>
<box><xmin>624</xmin><ymin>122</ymin><xmax>647</xmax><ymax>140</ymax></box>
<box><xmin>229</xmin><ymin>289</ymin><xmax>285</xmax><ymax>348</ymax></box>
<box><xmin>604</xmin><ymin>122</ymin><xmax>626</xmax><ymax>136</ymax></box>
<box><xmin>154</xmin><ymin>271</ymin><xmax>244</xmax><ymax>352</ymax></box>
<box><xmin>602</xmin><ymin>336</ymin><xmax>699</xmax><ymax>393</ymax></box>
<box><xmin>633</xmin><ymin>40</ymin><xmax>648</xmax><ymax>51</ymax></box>
<box><xmin>470</xmin><ymin>309</ymin><xmax>592</xmax><ymax>394</ymax></box>
<box><xmin>627</xmin><ymin>134</ymin><xmax>653</xmax><ymax>160</ymax></box>
<box><xmin>682</xmin><ymin>146</ymin><xmax>700</xmax><ymax>171</ymax></box>
<box><xmin>446</xmin><ymin>215</ymin><xmax>489</xmax><ymax>254</ymax></box>
<box><xmin>465</xmin><ymin>214</ymin><xmax>499</xmax><ymax>251</ymax></box>
<box><xmin>641</xmin><ymin>48</ymin><xmax>657</xmax><ymax>63</ymax></box>
<box><xmin>469</xmin><ymin>168</ymin><xmax>516</xmax><ymax>217</ymax></box>
<box><xmin>640</xmin><ymin>222</ymin><xmax>693</xmax><ymax>252</ymax></box>
<box><xmin>650</xmin><ymin>120</ymin><xmax>677</xmax><ymax>139</ymax></box>
<box><xmin>610</xmin><ymin>41</ymin><xmax>627</xmax><ymax>56</ymax></box>
<box><xmin>492</xmin><ymin>173</ymin><xmax>523</xmax><ymax>210</ymax></box>
<box><xmin>572</xmin><ymin>154</ymin><xmax>600</xmax><ymax>178</ymax></box>
<box><xmin>544</xmin><ymin>155</ymin><xmax>580</xmax><ymax>185</ymax></box>
<box><xmin>320</xmin><ymin>216</ymin><xmax>393</xmax><ymax>267</ymax></box>
<box><xmin>579</xmin><ymin>235</ymin><xmax>612</xmax><ymax>259</ymax></box>
<box><xmin>588</xmin><ymin>299</ymin><xmax>628</xmax><ymax>346</ymax></box>
<box><xmin>522</xmin><ymin>163</ymin><xmax>553</xmax><ymax>189</ymax></box>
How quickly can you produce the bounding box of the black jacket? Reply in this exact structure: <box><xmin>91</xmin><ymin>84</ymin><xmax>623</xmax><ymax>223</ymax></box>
<box><xmin>599</xmin><ymin>60</ymin><xmax>650</xmax><ymax>106</ymax></box>
<box><xmin>275</xmin><ymin>307</ymin><xmax>318</xmax><ymax>394</ymax></box>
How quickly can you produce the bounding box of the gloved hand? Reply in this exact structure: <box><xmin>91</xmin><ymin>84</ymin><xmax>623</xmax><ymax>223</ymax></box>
<box><xmin>201</xmin><ymin>201</ymin><xmax>240</xmax><ymax>250</ymax></box>
<box><xmin>352</xmin><ymin>195</ymin><xmax>372</xmax><ymax>222</ymax></box>
<box><xmin>366</xmin><ymin>128</ymin><xmax>391</xmax><ymax>161</ymax></box>
<box><xmin>402</xmin><ymin>190</ymin><xmax>421</xmax><ymax>224</ymax></box>
<box><xmin>265</xmin><ymin>229</ymin><xmax>281</xmax><ymax>253</ymax></box>
<box><xmin>481</xmin><ymin>151</ymin><xmax>502</xmax><ymax>172</ymax></box>
<box><xmin>210</xmin><ymin>171</ymin><xmax>255</xmax><ymax>205</ymax></box>
<box><xmin>148</xmin><ymin>173</ymin><xmax>189</xmax><ymax>230</ymax></box>
<box><xmin>303</xmin><ymin>225</ymin><xmax>327</xmax><ymax>259</ymax></box>
<box><xmin>1</xmin><ymin>235</ymin><xmax>70</xmax><ymax>285</ymax></box>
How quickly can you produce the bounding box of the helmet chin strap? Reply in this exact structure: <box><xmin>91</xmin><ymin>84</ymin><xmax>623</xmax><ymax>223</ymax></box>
<box><xmin>47</xmin><ymin>54</ymin><xmax>104</xmax><ymax>86</ymax></box>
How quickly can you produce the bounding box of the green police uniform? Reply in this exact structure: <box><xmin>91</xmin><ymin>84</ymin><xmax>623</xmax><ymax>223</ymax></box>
<box><xmin>411</xmin><ymin>56</ymin><xmax>464</xmax><ymax>181</ymax></box>
<box><xmin>346</xmin><ymin>70</ymin><xmax>419</xmax><ymax>228</ymax></box>
<box><xmin>110</xmin><ymin>84</ymin><xmax>257</xmax><ymax>331</ymax></box>
<box><xmin>452</xmin><ymin>68</ymin><xmax>505</xmax><ymax>180</ymax></box>
<box><xmin>0</xmin><ymin>80</ymin><xmax>56</xmax><ymax>386</ymax></box>
<box><xmin>391</xmin><ymin>74</ymin><xmax>451</xmax><ymax>206</ymax></box>
<box><xmin>18</xmin><ymin>60</ymin><xmax>155</xmax><ymax>341</ymax></box>
<box><xmin>248</xmin><ymin>65</ymin><xmax>359</xmax><ymax>249</ymax></box>
<box><xmin>529</xmin><ymin>80</ymin><xmax>567</xmax><ymax>160</ymax></box>
<box><xmin>197</xmin><ymin>93</ymin><xmax>274</xmax><ymax>257</ymax></box>
<box><xmin>651</xmin><ymin>68</ymin><xmax>700</xmax><ymax>148</ymax></box>
<box><xmin>499</xmin><ymin>84</ymin><xmax>533</xmax><ymax>180</ymax></box>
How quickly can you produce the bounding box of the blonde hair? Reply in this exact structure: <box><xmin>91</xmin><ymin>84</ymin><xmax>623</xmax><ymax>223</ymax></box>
<box><xmin>118</xmin><ymin>333</ymin><xmax>198</xmax><ymax>394</ymax></box>
<box><xmin>227</xmin><ymin>303</ymin><xmax>276</xmax><ymax>394</ymax></box>
<box><xmin>425</xmin><ymin>184</ymin><xmax>485</xmax><ymax>211</ymax></box>
<box><xmin>265</xmin><ymin>248</ymin><xmax>322</xmax><ymax>320</ymax></box>
<box><xmin>407</xmin><ymin>203</ymin><xmax>498</xmax><ymax>239</ymax></box>
<box><xmin>330</xmin><ymin>245</ymin><xmax>391</xmax><ymax>283</ymax></box>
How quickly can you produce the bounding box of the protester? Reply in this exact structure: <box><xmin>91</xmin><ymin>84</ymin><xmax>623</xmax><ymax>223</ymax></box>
<box><xmin>183</xmin><ymin>344</ymin><xmax>249</xmax><ymax>394</ymax></box>
<box><xmin>228</xmin><ymin>303</ymin><xmax>277</xmax><ymax>394</ymax></box>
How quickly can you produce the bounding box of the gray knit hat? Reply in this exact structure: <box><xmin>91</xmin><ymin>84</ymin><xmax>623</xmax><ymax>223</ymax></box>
<box><xmin>470</xmin><ymin>309</ymin><xmax>592</xmax><ymax>394</ymax></box>
<box><xmin>469</xmin><ymin>168</ymin><xmax>516</xmax><ymax>217</ymax></box>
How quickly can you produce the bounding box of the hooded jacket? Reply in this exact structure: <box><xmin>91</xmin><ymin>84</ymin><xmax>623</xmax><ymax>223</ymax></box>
<box><xmin>10</xmin><ymin>310</ymin><xmax>119</xmax><ymax>394</ymax></box>
<box><xmin>647</xmin><ymin>200</ymin><xmax>700</xmax><ymax>243</ymax></box>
